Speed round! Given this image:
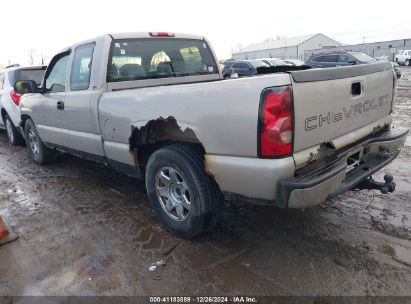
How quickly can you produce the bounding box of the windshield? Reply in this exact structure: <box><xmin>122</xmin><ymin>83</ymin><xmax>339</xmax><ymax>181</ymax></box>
<box><xmin>351</xmin><ymin>52</ymin><xmax>376</xmax><ymax>63</ymax></box>
<box><xmin>108</xmin><ymin>38</ymin><xmax>218</xmax><ymax>82</ymax></box>
<box><xmin>268</xmin><ymin>59</ymin><xmax>287</xmax><ymax>66</ymax></box>
<box><xmin>248</xmin><ymin>60</ymin><xmax>269</xmax><ymax>68</ymax></box>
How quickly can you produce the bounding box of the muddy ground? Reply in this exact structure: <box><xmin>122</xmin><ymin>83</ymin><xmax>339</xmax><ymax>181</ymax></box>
<box><xmin>0</xmin><ymin>68</ymin><xmax>410</xmax><ymax>297</ymax></box>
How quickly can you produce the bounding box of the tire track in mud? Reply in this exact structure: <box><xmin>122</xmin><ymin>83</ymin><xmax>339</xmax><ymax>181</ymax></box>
<box><xmin>0</xmin><ymin>139</ymin><xmax>260</xmax><ymax>294</ymax></box>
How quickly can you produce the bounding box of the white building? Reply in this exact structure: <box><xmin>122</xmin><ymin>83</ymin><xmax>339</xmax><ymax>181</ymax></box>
<box><xmin>232</xmin><ymin>33</ymin><xmax>340</xmax><ymax>61</ymax></box>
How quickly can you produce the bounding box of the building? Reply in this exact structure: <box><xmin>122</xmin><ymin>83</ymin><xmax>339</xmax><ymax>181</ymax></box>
<box><xmin>232</xmin><ymin>33</ymin><xmax>340</xmax><ymax>61</ymax></box>
<box><xmin>305</xmin><ymin>38</ymin><xmax>411</xmax><ymax>62</ymax></box>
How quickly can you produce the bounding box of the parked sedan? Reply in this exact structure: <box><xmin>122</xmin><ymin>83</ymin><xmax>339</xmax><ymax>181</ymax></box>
<box><xmin>305</xmin><ymin>51</ymin><xmax>377</xmax><ymax>68</ymax></box>
<box><xmin>222</xmin><ymin>60</ymin><xmax>269</xmax><ymax>78</ymax></box>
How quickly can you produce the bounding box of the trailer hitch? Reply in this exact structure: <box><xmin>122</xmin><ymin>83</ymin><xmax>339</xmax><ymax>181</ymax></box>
<box><xmin>356</xmin><ymin>174</ymin><xmax>396</xmax><ymax>194</ymax></box>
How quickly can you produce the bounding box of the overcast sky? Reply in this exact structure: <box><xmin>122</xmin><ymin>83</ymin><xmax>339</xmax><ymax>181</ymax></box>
<box><xmin>1</xmin><ymin>0</ymin><xmax>411</xmax><ymax>66</ymax></box>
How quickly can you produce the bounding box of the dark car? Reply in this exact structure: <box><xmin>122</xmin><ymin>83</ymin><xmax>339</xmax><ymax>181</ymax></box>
<box><xmin>222</xmin><ymin>60</ymin><xmax>269</xmax><ymax>78</ymax></box>
<box><xmin>305</xmin><ymin>51</ymin><xmax>377</xmax><ymax>68</ymax></box>
<box><xmin>392</xmin><ymin>62</ymin><xmax>401</xmax><ymax>79</ymax></box>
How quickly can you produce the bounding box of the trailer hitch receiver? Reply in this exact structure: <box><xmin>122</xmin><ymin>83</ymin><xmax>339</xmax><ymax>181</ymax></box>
<box><xmin>356</xmin><ymin>174</ymin><xmax>396</xmax><ymax>194</ymax></box>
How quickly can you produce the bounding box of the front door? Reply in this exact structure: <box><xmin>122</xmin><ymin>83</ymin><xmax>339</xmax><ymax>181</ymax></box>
<box><xmin>34</xmin><ymin>52</ymin><xmax>70</xmax><ymax>146</ymax></box>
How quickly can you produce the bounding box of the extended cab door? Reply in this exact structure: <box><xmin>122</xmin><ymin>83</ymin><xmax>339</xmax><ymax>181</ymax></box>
<box><xmin>64</xmin><ymin>42</ymin><xmax>105</xmax><ymax>157</ymax></box>
<box><xmin>34</xmin><ymin>52</ymin><xmax>70</xmax><ymax>146</ymax></box>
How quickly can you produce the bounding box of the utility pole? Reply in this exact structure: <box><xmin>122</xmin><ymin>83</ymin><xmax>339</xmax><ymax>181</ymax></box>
<box><xmin>27</xmin><ymin>49</ymin><xmax>36</xmax><ymax>65</ymax></box>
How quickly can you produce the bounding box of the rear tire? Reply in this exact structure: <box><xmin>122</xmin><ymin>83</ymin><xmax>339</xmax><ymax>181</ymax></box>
<box><xmin>4</xmin><ymin>114</ymin><xmax>23</xmax><ymax>146</ymax></box>
<box><xmin>24</xmin><ymin>119</ymin><xmax>58</xmax><ymax>165</ymax></box>
<box><xmin>145</xmin><ymin>144</ymin><xmax>223</xmax><ymax>239</ymax></box>
<box><xmin>405</xmin><ymin>60</ymin><xmax>410</xmax><ymax>66</ymax></box>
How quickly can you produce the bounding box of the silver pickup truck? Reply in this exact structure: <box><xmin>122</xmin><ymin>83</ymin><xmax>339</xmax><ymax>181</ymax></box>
<box><xmin>15</xmin><ymin>32</ymin><xmax>408</xmax><ymax>238</ymax></box>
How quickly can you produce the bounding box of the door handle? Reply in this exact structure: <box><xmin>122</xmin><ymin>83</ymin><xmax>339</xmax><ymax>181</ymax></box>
<box><xmin>57</xmin><ymin>101</ymin><xmax>64</xmax><ymax>110</ymax></box>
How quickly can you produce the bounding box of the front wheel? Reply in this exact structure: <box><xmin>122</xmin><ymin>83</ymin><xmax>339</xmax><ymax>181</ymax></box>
<box><xmin>4</xmin><ymin>114</ymin><xmax>23</xmax><ymax>146</ymax></box>
<box><xmin>24</xmin><ymin>119</ymin><xmax>58</xmax><ymax>165</ymax></box>
<box><xmin>145</xmin><ymin>144</ymin><xmax>223</xmax><ymax>238</ymax></box>
<box><xmin>405</xmin><ymin>60</ymin><xmax>410</xmax><ymax>66</ymax></box>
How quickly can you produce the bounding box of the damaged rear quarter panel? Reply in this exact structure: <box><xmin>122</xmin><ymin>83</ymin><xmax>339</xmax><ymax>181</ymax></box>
<box><xmin>97</xmin><ymin>74</ymin><xmax>292</xmax><ymax>167</ymax></box>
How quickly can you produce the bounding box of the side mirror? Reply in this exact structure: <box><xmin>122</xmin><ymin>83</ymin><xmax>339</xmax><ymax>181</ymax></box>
<box><xmin>14</xmin><ymin>80</ymin><xmax>38</xmax><ymax>94</ymax></box>
<box><xmin>347</xmin><ymin>60</ymin><xmax>356</xmax><ymax>65</ymax></box>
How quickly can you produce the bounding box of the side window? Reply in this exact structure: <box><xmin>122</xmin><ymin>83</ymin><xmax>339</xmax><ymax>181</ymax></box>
<box><xmin>338</xmin><ymin>55</ymin><xmax>351</xmax><ymax>62</ymax></box>
<box><xmin>314</xmin><ymin>55</ymin><xmax>337</xmax><ymax>62</ymax></box>
<box><xmin>326</xmin><ymin>55</ymin><xmax>337</xmax><ymax>62</ymax></box>
<box><xmin>70</xmin><ymin>43</ymin><xmax>95</xmax><ymax>91</ymax></box>
<box><xmin>46</xmin><ymin>54</ymin><xmax>70</xmax><ymax>92</ymax></box>
<box><xmin>233</xmin><ymin>63</ymin><xmax>249</xmax><ymax>69</ymax></box>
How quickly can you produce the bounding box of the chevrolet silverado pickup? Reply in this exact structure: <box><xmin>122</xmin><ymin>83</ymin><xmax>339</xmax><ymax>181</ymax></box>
<box><xmin>15</xmin><ymin>32</ymin><xmax>408</xmax><ymax>238</ymax></box>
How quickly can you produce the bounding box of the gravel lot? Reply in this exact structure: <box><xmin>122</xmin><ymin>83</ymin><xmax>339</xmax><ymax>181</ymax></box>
<box><xmin>0</xmin><ymin>67</ymin><xmax>410</xmax><ymax>297</ymax></box>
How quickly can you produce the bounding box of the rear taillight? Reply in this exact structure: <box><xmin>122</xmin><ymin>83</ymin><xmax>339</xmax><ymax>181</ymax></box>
<box><xmin>10</xmin><ymin>90</ymin><xmax>22</xmax><ymax>106</ymax></box>
<box><xmin>259</xmin><ymin>86</ymin><xmax>293</xmax><ymax>157</ymax></box>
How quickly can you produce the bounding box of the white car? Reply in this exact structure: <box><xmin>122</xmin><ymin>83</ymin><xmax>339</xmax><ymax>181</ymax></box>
<box><xmin>258</xmin><ymin>58</ymin><xmax>289</xmax><ymax>66</ymax></box>
<box><xmin>395</xmin><ymin>50</ymin><xmax>411</xmax><ymax>66</ymax></box>
<box><xmin>284</xmin><ymin>59</ymin><xmax>306</xmax><ymax>66</ymax></box>
<box><xmin>0</xmin><ymin>65</ymin><xmax>46</xmax><ymax>145</ymax></box>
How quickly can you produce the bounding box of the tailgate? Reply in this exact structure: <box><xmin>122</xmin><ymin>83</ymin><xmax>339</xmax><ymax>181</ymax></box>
<box><xmin>290</xmin><ymin>62</ymin><xmax>394</xmax><ymax>153</ymax></box>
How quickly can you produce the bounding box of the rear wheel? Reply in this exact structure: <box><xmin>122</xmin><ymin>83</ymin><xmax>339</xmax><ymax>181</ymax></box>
<box><xmin>405</xmin><ymin>60</ymin><xmax>410</xmax><ymax>66</ymax></box>
<box><xmin>145</xmin><ymin>144</ymin><xmax>223</xmax><ymax>238</ymax></box>
<box><xmin>24</xmin><ymin>119</ymin><xmax>58</xmax><ymax>165</ymax></box>
<box><xmin>4</xmin><ymin>114</ymin><xmax>23</xmax><ymax>146</ymax></box>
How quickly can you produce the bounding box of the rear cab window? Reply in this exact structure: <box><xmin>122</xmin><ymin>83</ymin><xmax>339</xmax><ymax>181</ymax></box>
<box><xmin>107</xmin><ymin>38</ymin><xmax>218</xmax><ymax>82</ymax></box>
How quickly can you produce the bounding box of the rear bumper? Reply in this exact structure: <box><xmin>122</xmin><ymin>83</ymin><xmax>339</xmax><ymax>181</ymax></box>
<box><xmin>277</xmin><ymin>129</ymin><xmax>409</xmax><ymax>208</ymax></box>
